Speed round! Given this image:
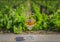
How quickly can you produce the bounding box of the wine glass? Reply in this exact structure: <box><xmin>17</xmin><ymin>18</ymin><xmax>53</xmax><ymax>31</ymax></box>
<box><xmin>25</xmin><ymin>17</ymin><xmax>35</xmax><ymax>34</ymax></box>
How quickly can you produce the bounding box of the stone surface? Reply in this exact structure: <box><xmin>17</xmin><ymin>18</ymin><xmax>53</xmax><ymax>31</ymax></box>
<box><xmin>0</xmin><ymin>34</ymin><xmax>60</xmax><ymax>42</ymax></box>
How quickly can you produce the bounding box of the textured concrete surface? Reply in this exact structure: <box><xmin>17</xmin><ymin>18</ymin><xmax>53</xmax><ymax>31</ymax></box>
<box><xmin>0</xmin><ymin>34</ymin><xmax>60</xmax><ymax>42</ymax></box>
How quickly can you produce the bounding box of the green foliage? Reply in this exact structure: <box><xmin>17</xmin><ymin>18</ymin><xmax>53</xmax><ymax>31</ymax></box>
<box><xmin>0</xmin><ymin>0</ymin><xmax>27</xmax><ymax>33</ymax></box>
<box><xmin>53</xmin><ymin>10</ymin><xmax>60</xmax><ymax>27</ymax></box>
<box><xmin>50</xmin><ymin>9</ymin><xmax>60</xmax><ymax>31</ymax></box>
<box><xmin>31</xmin><ymin>2</ymin><xmax>49</xmax><ymax>31</ymax></box>
<box><xmin>31</xmin><ymin>2</ymin><xmax>42</xmax><ymax>30</ymax></box>
<box><xmin>0</xmin><ymin>0</ymin><xmax>60</xmax><ymax>33</ymax></box>
<box><xmin>14</xmin><ymin>24</ymin><xmax>22</xmax><ymax>34</ymax></box>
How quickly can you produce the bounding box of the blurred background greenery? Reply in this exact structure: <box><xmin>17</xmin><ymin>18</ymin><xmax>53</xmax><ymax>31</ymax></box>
<box><xmin>0</xmin><ymin>0</ymin><xmax>60</xmax><ymax>34</ymax></box>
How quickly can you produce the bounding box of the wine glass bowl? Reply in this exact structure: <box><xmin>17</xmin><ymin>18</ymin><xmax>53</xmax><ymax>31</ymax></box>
<box><xmin>25</xmin><ymin>19</ymin><xmax>35</xmax><ymax>30</ymax></box>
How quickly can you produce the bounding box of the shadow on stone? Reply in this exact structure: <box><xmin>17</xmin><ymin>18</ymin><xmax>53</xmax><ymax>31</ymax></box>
<box><xmin>16</xmin><ymin>37</ymin><xmax>25</xmax><ymax>42</ymax></box>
